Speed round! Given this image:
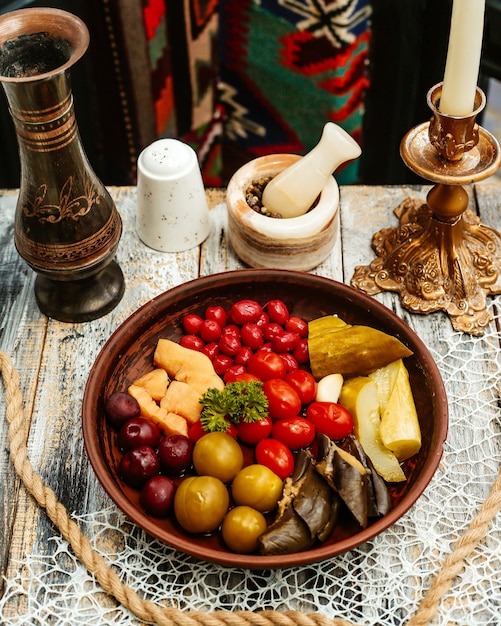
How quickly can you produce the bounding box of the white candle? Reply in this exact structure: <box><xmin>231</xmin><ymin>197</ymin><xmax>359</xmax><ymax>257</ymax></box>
<box><xmin>440</xmin><ymin>0</ymin><xmax>485</xmax><ymax>116</ymax></box>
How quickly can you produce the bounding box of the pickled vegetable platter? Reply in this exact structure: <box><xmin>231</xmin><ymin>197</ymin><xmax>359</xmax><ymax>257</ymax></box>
<box><xmin>82</xmin><ymin>269</ymin><xmax>448</xmax><ymax>569</ymax></box>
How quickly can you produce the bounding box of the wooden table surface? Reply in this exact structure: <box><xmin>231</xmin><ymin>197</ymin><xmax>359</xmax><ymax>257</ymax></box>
<box><xmin>1</xmin><ymin>184</ymin><xmax>501</xmax><ymax>625</ymax></box>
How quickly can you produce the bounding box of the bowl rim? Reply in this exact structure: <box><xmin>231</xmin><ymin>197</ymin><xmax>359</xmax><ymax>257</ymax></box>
<box><xmin>82</xmin><ymin>269</ymin><xmax>449</xmax><ymax>569</ymax></box>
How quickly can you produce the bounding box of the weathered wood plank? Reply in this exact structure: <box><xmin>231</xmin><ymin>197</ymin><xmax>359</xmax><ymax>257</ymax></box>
<box><xmin>0</xmin><ymin>190</ymin><xmax>49</xmax><ymax>598</ymax></box>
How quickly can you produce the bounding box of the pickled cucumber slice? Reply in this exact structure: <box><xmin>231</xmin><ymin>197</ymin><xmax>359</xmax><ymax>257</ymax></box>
<box><xmin>339</xmin><ymin>377</ymin><xmax>406</xmax><ymax>483</ymax></box>
<box><xmin>309</xmin><ymin>324</ymin><xmax>413</xmax><ymax>379</ymax></box>
<box><xmin>370</xmin><ymin>360</ymin><xmax>421</xmax><ymax>461</ymax></box>
<box><xmin>368</xmin><ymin>359</ymin><xmax>401</xmax><ymax>408</ymax></box>
<box><xmin>308</xmin><ymin>315</ymin><xmax>349</xmax><ymax>340</ymax></box>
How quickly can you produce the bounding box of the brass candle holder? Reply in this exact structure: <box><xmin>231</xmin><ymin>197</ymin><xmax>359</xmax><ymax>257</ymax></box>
<box><xmin>352</xmin><ymin>83</ymin><xmax>501</xmax><ymax>335</ymax></box>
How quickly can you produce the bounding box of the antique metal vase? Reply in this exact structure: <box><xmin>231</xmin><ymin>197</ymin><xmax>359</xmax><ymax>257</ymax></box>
<box><xmin>0</xmin><ymin>8</ymin><xmax>124</xmax><ymax>322</ymax></box>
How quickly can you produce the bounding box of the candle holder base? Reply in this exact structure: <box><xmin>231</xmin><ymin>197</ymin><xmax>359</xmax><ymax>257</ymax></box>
<box><xmin>351</xmin><ymin>197</ymin><xmax>501</xmax><ymax>335</ymax></box>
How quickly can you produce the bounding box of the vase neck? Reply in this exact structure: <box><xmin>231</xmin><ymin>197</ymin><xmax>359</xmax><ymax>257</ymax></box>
<box><xmin>2</xmin><ymin>70</ymin><xmax>72</xmax><ymax>120</ymax></box>
<box><xmin>2</xmin><ymin>72</ymin><xmax>77</xmax><ymax>154</ymax></box>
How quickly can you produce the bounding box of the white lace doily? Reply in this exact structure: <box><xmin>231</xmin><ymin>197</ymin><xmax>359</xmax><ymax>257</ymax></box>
<box><xmin>1</xmin><ymin>300</ymin><xmax>501</xmax><ymax>626</ymax></box>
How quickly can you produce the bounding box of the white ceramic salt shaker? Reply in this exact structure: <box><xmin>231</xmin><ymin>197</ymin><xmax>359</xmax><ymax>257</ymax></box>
<box><xmin>136</xmin><ymin>138</ymin><xmax>211</xmax><ymax>252</ymax></box>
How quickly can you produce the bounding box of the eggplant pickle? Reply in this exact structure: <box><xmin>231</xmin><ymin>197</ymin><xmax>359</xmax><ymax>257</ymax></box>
<box><xmin>341</xmin><ymin>435</ymin><xmax>392</xmax><ymax>517</ymax></box>
<box><xmin>258</xmin><ymin>435</ymin><xmax>393</xmax><ymax>555</ymax></box>
<box><xmin>316</xmin><ymin>434</ymin><xmax>392</xmax><ymax>528</ymax></box>
<box><xmin>258</xmin><ymin>450</ymin><xmax>338</xmax><ymax>555</ymax></box>
<box><xmin>316</xmin><ymin>434</ymin><xmax>369</xmax><ymax>528</ymax></box>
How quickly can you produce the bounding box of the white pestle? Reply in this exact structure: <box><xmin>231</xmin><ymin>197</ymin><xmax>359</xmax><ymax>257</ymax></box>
<box><xmin>261</xmin><ymin>122</ymin><xmax>362</xmax><ymax>219</ymax></box>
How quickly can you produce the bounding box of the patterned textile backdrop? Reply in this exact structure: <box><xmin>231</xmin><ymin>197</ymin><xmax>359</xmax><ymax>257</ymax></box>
<box><xmin>89</xmin><ymin>0</ymin><xmax>370</xmax><ymax>186</ymax></box>
<box><xmin>139</xmin><ymin>0</ymin><xmax>222</xmax><ymax>185</ymax></box>
<box><xmin>218</xmin><ymin>0</ymin><xmax>371</xmax><ymax>184</ymax></box>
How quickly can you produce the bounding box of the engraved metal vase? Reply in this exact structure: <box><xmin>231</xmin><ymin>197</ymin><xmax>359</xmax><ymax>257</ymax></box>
<box><xmin>0</xmin><ymin>7</ymin><xmax>124</xmax><ymax>322</ymax></box>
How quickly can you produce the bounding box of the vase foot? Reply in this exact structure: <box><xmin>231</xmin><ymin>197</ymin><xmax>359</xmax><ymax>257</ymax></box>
<box><xmin>34</xmin><ymin>260</ymin><xmax>125</xmax><ymax>323</ymax></box>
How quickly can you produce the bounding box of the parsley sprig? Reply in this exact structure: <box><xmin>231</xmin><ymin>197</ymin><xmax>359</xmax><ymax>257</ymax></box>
<box><xmin>199</xmin><ymin>380</ymin><xmax>268</xmax><ymax>432</ymax></box>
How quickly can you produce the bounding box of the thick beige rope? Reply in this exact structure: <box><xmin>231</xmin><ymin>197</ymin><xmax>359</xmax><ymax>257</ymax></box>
<box><xmin>1</xmin><ymin>350</ymin><xmax>500</xmax><ymax>626</ymax></box>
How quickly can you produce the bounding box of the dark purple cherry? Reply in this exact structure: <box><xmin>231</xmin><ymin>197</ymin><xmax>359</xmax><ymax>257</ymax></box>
<box><xmin>119</xmin><ymin>446</ymin><xmax>160</xmax><ymax>488</ymax></box>
<box><xmin>105</xmin><ymin>391</ymin><xmax>140</xmax><ymax>428</ymax></box>
<box><xmin>118</xmin><ymin>417</ymin><xmax>161</xmax><ymax>452</ymax></box>
<box><xmin>157</xmin><ymin>434</ymin><xmax>194</xmax><ymax>475</ymax></box>
<box><xmin>140</xmin><ymin>475</ymin><xmax>176</xmax><ymax>517</ymax></box>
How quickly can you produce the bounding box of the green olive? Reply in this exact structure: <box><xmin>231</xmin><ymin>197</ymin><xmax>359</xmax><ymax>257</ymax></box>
<box><xmin>174</xmin><ymin>475</ymin><xmax>229</xmax><ymax>533</ymax></box>
<box><xmin>192</xmin><ymin>432</ymin><xmax>244</xmax><ymax>482</ymax></box>
<box><xmin>221</xmin><ymin>506</ymin><xmax>267</xmax><ymax>553</ymax></box>
<box><xmin>231</xmin><ymin>464</ymin><xmax>283</xmax><ymax>513</ymax></box>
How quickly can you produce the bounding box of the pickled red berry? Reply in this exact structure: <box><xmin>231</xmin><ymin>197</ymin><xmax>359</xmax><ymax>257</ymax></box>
<box><xmin>240</xmin><ymin>323</ymin><xmax>264</xmax><ymax>350</ymax></box>
<box><xmin>224</xmin><ymin>364</ymin><xmax>247</xmax><ymax>383</ymax></box>
<box><xmin>119</xmin><ymin>446</ymin><xmax>160</xmax><ymax>488</ymax></box>
<box><xmin>140</xmin><ymin>475</ymin><xmax>176</xmax><ymax>517</ymax></box>
<box><xmin>205</xmin><ymin>305</ymin><xmax>227</xmax><ymax>327</ymax></box>
<box><xmin>118</xmin><ymin>417</ymin><xmax>161</xmax><ymax>451</ymax></box>
<box><xmin>218</xmin><ymin>333</ymin><xmax>241</xmax><ymax>356</ymax></box>
<box><xmin>200</xmin><ymin>319</ymin><xmax>222</xmax><ymax>343</ymax></box>
<box><xmin>266</xmin><ymin>299</ymin><xmax>289</xmax><ymax>325</ymax></box>
<box><xmin>213</xmin><ymin>353</ymin><xmax>233</xmax><ymax>375</ymax></box>
<box><xmin>262</xmin><ymin>323</ymin><xmax>283</xmax><ymax>342</ymax></box>
<box><xmin>182</xmin><ymin>313</ymin><xmax>204</xmax><ymax>335</ymax></box>
<box><xmin>285</xmin><ymin>316</ymin><xmax>308</xmax><ymax>337</ymax></box>
<box><xmin>201</xmin><ymin>341</ymin><xmax>220</xmax><ymax>361</ymax></box>
<box><xmin>179</xmin><ymin>334</ymin><xmax>204</xmax><ymax>351</ymax></box>
<box><xmin>272</xmin><ymin>331</ymin><xmax>301</xmax><ymax>353</ymax></box>
<box><xmin>229</xmin><ymin>300</ymin><xmax>263</xmax><ymax>325</ymax></box>
<box><xmin>293</xmin><ymin>338</ymin><xmax>309</xmax><ymax>364</ymax></box>
<box><xmin>158</xmin><ymin>434</ymin><xmax>194</xmax><ymax>475</ymax></box>
<box><xmin>105</xmin><ymin>391</ymin><xmax>140</xmax><ymax>428</ymax></box>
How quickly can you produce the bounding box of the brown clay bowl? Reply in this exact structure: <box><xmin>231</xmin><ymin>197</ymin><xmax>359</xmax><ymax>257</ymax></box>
<box><xmin>82</xmin><ymin>269</ymin><xmax>448</xmax><ymax>569</ymax></box>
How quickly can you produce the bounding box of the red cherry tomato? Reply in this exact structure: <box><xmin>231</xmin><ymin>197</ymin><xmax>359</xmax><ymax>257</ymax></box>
<box><xmin>266</xmin><ymin>300</ymin><xmax>289</xmax><ymax>325</ymax></box>
<box><xmin>263</xmin><ymin>378</ymin><xmax>302</xmax><ymax>419</ymax></box>
<box><xmin>247</xmin><ymin>351</ymin><xmax>286</xmax><ymax>381</ymax></box>
<box><xmin>240</xmin><ymin>323</ymin><xmax>264</xmax><ymax>350</ymax></box>
<box><xmin>237</xmin><ymin>416</ymin><xmax>273</xmax><ymax>444</ymax></box>
<box><xmin>188</xmin><ymin>420</ymin><xmax>206</xmax><ymax>442</ymax></box>
<box><xmin>200</xmin><ymin>319</ymin><xmax>222</xmax><ymax>343</ymax></box>
<box><xmin>205</xmin><ymin>305</ymin><xmax>227</xmax><ymax>327</ymax></box>
<box><xmin>272</xmin><ymin>331</ymin><xmax>301</xmax><ymax>353</ymax></box>
<box><xmin>293</xmin><ymin>338</ymin><xmax>309</xmax><ymax>364</ymax></box>
<box><xmin>285</xmin><ymin>316</ymin><xmax>308</xmax><ymax>338</ymax></box>
<box><xmin>305</xmin><ymin>402</ymin><xmax>354</xmax><ymax>440</ymax></box>
<box><xmin>179</xmin><ymin>335</ymin><xmax>204</xmax><ymax>351</ymax></box>
<box><xmin>188</xmin><ymin>420</ymin><xmax>238</xmax><ymax>442</ymax></box>
<box><xmin>272</xmin><ymin>417</ymin><xmax>316</xmax><ymax>450</ymax></box>
<box><xmin>285</xmin><ymin>370</ymin><xmax>317</xmax><ymax>404</ymax></box>
<box><xmin>230</xmin><ymin>300</ymin><xmax>263</xmax><ymax>325</ymax></box>
<box><xmin>182</xmin><ymin>313</ymin><xmax>204</xmax><ymax>335</ymax></box>
<box><xmin>255</xmin><ymin>438</ymin><xmax>294</xmax><ymax>479</ymax></box>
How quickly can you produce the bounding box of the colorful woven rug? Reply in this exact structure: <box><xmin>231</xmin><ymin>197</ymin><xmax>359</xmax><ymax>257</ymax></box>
<box><xmin>218</xmin><ymin>0</ymin><xmax>371</xmax><ymax>184</ymax></box>
<box><xmin>97</xmin><ymin>0</ymin><xmax>370</xmax><ymax>186</ymax></box>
